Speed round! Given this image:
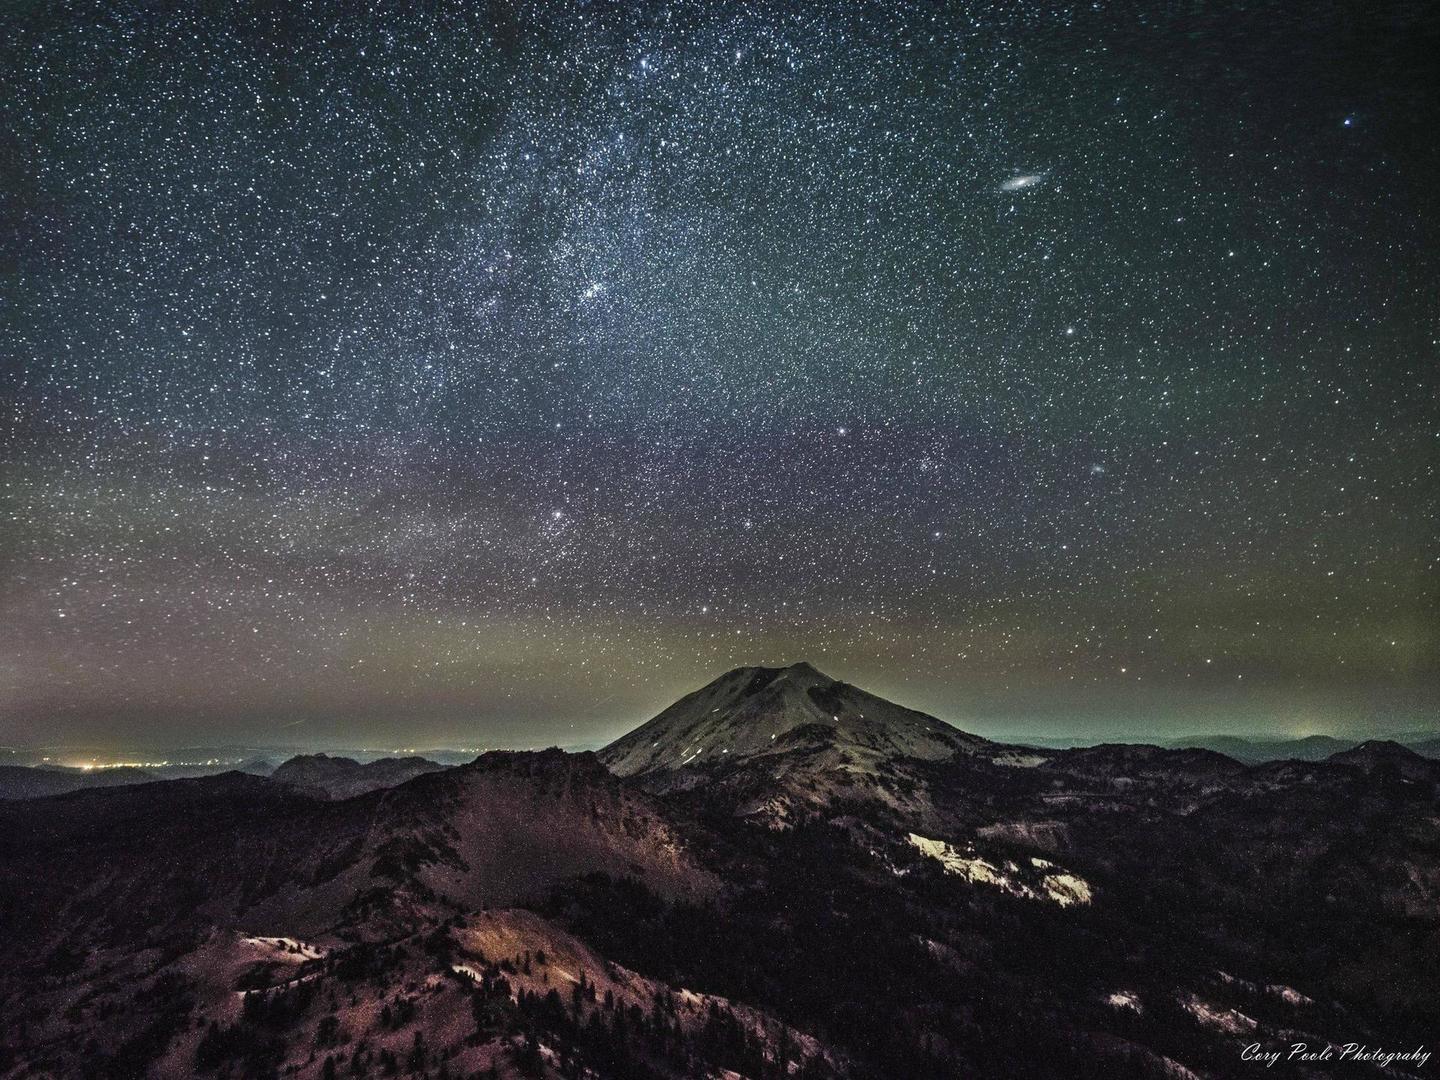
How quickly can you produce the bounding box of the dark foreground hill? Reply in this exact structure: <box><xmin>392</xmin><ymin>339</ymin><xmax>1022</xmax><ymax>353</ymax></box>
<box><xmin>1</xmin><ymin>667</ymin><xmax>1436</xmax><ymax>1079</ymax></box>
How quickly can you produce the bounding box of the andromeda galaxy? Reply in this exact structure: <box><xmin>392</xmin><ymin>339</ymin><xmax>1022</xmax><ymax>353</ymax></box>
<box><xmin>1000</xmin><ymin>172</ymin><xmax>1045</xmax><ymax>191</ymax></box>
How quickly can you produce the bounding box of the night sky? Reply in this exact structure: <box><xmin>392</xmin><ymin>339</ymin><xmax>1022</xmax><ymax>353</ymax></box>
<box><xmin>2</xmin><ymin>1</ymin><xmax>1437</xmax><ymax>751</ymax></box>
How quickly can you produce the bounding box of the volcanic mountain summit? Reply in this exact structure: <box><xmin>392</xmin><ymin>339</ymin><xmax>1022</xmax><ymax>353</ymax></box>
<box><xmin>597</xmin><ymin>663</ymin><xmax>998</xmax><ymax>823</ymax></box>
<box><xmin>600</xmin><ymin>662</ymin><xmax>989</xmax><ymax>778</ymax></box>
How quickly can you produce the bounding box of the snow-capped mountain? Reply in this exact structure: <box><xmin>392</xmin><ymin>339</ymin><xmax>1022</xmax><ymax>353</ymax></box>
<box><xmin>607</xmin><ymin>659</ymin><xmax>983</xmax><ymax>770</ymax></box>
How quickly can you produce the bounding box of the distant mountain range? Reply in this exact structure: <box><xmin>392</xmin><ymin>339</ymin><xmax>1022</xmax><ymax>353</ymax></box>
<box><xmin>6</xmin><ymin>725</ymin><xmax>1433</xmax><ymax>802</ymax></box>
<box><xmin>988</xmin><ymin>730</ymin><xmax>1440</xmax><ymax>760</ymax></box>
<box><xmin>0</xmin><ymin>764</ymin><xmax>157</xmax><ymax>800</ymax></box>
<box><xmin>1162</xmin><ymin>731</ymin><xmax>1440</xmax><ymax>762</ymax></box>
<box><xmin>0</xmin><ymin>662</ymin><xmax>1435</xmax><ymax>1078</ymax></box>
<box><xmin>0</xmin><ymin>753</ymin><xmax>446</xmax><ymax>801</ymax></box>
<box><xmin>268</xmin><ymin>753</ymin><xmax>447</xmax><ymax>799</ymax></box>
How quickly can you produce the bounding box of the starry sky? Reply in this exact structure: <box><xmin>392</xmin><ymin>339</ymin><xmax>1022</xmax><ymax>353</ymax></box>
<box><xmin>2</xmin><ymin>0</ymin><xmax>1437</xmax><ymax>751</ymax></box>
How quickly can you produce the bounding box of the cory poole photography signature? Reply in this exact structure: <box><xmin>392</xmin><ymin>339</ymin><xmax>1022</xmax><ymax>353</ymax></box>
<box><xmin>1243</xmin><ymin>1043</ymin><xmax>1432</xmax><ymax>1070</ymax></box>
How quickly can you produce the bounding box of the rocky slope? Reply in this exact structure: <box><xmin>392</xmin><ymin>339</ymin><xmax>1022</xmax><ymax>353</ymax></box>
<box><xmin>0</xmin><ymin>751</ymin><xmax>716</xmax><ymax>963</ymax></box>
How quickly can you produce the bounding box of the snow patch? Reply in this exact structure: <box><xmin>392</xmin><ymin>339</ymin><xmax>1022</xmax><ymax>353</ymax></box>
<box><xmin>1267</xmin><ymin>983</ymin><xmax>1314</xmax><ymax>1007</ymax></box>
<box><xmin>907</xmin><ymin>833</ymin><xmax>1009</xmax><ymax>885</ymax></box>
<box><xmin>1105</xmin><ymin>990</ymin><xmax>1142</xmax><ymax>1013</ymax></box>
<box><xmin>241</xmin><ymin>936</ymin><xmax>325</xmax><ymax>960</ymax></box>
<box><xmin>994</xmin><ymin>753</ymin><xmax>1049</xmax><ymax>768</ymax></box>
<box><xmin>1031</xmin><ymin>858</ymin><xmax>1093</xmax><ymax>906</ymax></box>
<box><xmin>1180</xmin><ymin>992</ymin><xmax>1256</xmax><ymax>1035</ymax></box>
<box><xmin>906</xmin><ymin>834</ymin><xmax>1091</xmax><ymax>906</ymax></box>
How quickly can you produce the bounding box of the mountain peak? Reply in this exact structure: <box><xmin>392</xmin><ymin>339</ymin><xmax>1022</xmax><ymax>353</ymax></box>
<box><xmin>1330</xmin><ymin>739</ymin><xmax>1421</xmax><ymax>761</ymax></box>
<box><xmin>599</xmin><ymin>664</ymin><xmax>986</xmax><ymax>778</ymax></box>
<box><xmin>717</xmin><ymin>660</ymin><xmax>831</xmax><ymax>688</ymax></box>
<box><xmin>777</xmin><ymin>660</ymin><xmax>826</xmax><ymax>677</ymax></box>
<box><xmin>1327</xmin><ymin>739</ymin><xmax>1433</xmax><ymax>778</ymax></box>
